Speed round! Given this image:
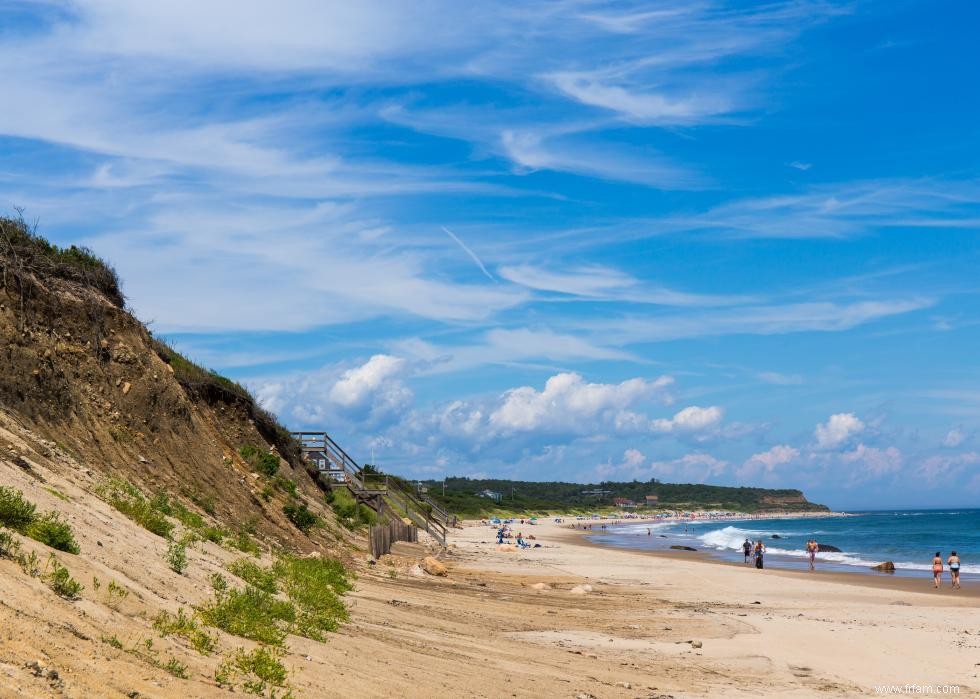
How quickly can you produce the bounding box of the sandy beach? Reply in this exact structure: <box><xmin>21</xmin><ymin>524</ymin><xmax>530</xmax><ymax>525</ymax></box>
<box><xmin>336</xmin><ymin>518</ymin><xmax>979</xmax><ymax>698</ymax></box>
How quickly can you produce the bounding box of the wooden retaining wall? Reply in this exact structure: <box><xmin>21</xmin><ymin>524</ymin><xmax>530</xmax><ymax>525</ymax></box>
<box><xmin>369</xmin><ymin>518</ymin><xmax>419</xmax><ymax>558</ymax></box>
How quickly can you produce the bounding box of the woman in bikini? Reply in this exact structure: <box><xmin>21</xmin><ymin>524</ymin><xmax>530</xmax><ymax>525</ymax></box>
<box><xmin>932</xmin><ymin>551</ymin><xmax>943</xmax><ymax>589</ymax></box>
<box><xmin>948</xmin><ymin>551</ymin><xmax>961</xmax><ymax>590</ymax></box>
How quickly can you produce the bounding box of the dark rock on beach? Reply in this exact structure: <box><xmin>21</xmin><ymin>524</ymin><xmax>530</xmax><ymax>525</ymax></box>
<box><xmin>670</xmin><ymin>545</ymin><xmax>698</xmax><ymax>551</ymax></box>
<box><xmin>872</xmin><ymin>561</ymin><xmax>896</xmax><ymax>573</ymax></box>
<box><xmin>817</xmin><ymin>544</ymin><xmax>842</xmax><ymax>553</ymax></box>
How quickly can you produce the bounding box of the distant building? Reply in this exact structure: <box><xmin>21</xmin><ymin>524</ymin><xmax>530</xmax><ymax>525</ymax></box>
<box><xmin>581</xmin><ymin>488</ymin><xmax>612</xmax><ymax>497</ymax></box>
<box><xmin>613</xmin><ymin>497</ymin><xmax>636</xmax><ymax>509</ymax></box>
<box><xmin>479</xmin><ymin>489</ymin><xmax>502</xmax><ymax>502</ymax></box>
<box><xmin>645</xmin><ymin>494</ymin><xmax>659</xmax><ymax>506</ymax></box>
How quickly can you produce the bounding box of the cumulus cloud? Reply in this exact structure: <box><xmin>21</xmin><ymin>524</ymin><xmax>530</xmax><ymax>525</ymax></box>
<box><xmin>650</xmin><ymin>453</ymin><xmax>728</xmax><ymax>483</ymax></box>
<box><xmin>596</xmin><ymin>447</ymin><xmax>647</xmax><ymax>479</ymax></box>
<box><xmin>917</xmin><ymin>452</ymin><xmax>980</xmax><ymax>485</ymax></box>
<box><xmin>840</xmin><ymin>443</ymin><xmax>903</xmax><ymax>479</ymax></box>
<box><xmin>943</xmin><ymin>427</ymin><xmax>966</xmax><ymax>448</ymax></box>
<box><xmin>329</xmin><ymin>354</ymin><xmax>407</xmax><ymax>408</ymax></box>
<box><xmin>814</xmin><ymin>413</ymin><xmax>864</xmax><ymax>450</ymax></box>
<box><xmin>738</xmin><ymin>444</ymin><xmax>800</xmax><ymax>478</ymax></box>
<box><xmin>488</xmin><ymin>372</ymin><xmax>672</xmax><ymax>434</ymax></box>
<box><xmin>651</xmin><ymin>406</ymin><xmax>723</xmax><ymax>433</ymax></box>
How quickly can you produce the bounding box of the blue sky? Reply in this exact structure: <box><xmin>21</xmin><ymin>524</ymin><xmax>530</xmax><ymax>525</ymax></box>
<box><xmin>2</xmin><ymin>1</ymin><xmax>979</xmax><ymax>509</ymax></box>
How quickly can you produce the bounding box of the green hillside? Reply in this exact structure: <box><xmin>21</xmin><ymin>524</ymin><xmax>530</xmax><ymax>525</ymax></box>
<box><xmin>421</xmin><ymin>477</ymin><xmax>828</xmax><ymax>518</ymax></box>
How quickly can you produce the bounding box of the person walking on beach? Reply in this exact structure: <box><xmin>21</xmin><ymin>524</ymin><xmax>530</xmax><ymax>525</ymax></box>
<box><xmin>932</xmin><ymin>551</ymin><xmax>943</xmax><ymax>588</ymax></box>
<box><xmin>948</xmin><ymin>551</ymin><xmax>961</xmax><ymax>590</ymax></box>
<box><xmin>743</xmin><ymin>538</ymin><xmax>753</xmax><ymax>564</ymax></box>
<box><xmin>806</xmin><ymin>539</ymin><xmax>819</xmax><ymax>571</ymax></box>
<box><xmin>754</xmin><ymin>540</ymin><xmax>766</xmax><ymax>569</ymax></box>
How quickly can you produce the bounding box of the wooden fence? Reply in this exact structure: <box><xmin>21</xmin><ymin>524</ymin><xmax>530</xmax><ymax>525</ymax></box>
<box><xmin>369</xmin><ymin>518</ymin><xmax>418</xmax><ymax>558</ymax></box>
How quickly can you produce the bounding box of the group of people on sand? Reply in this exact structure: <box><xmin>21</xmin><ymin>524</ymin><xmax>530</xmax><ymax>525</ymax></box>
<box><xmin>493</xmin><ymin>523</ymin><xmax>538</xmax><ymax>549</ymax></box>
<box><xmin>742</xmin><ymin>538</ymin><xmax>767</xmax><ymax>569</ymax></box>
<box><xmin>932</xmin><ymin>551</ymin><xmax>962</xmax><ymax>590</ymax></box>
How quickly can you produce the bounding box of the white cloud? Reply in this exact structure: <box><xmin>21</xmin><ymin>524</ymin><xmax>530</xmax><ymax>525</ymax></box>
<box><xmin>499</xmin><ymin>129</ymin><xmax>700</xmax><ymax>187</ymax></box>
<box><xmin>917</xmin><ymin>452</ymin><xmax>980</xmax><ymax>485</ymax></box>
<box><xmin>547</xmin><ymin>71</ymin><xmax>734</xmax><ymax>125</ymax></box>
<box><xmin>943</xmin><ymin>428</ymin><xmax>966</xmax><ymax>448</ymax></box>
<box><xmin>596</xmin><ymin>447</ymin><xmax>647</xmax><ymax>479</ymax></box>
<box><xmin>651</xmin><ymin>406</ymin><xmax>723</xmax><ymax>433</ymax></box>
<box><xmin>650</xmin><ymin>453</ymin><xmax>728</xmax><ymax>483</ymax></box>
<box><xmin>329</xmin><ymin>354</ymin><xmax>407</xmax><ymax>408</ymax></box>
<box><xmin>840</xmin><ymin>443</ymin><xmax>902</xmax><ymax>478</ymax></box>
<box><xmin>489</xmin><ymin>372</ymin><xmax>672</xmax><ymax>434</ymax></box>
<box><xmin>739</xmin><ymin>444</ymin><xmax>800</xmax><ymax>478</ymax></box>
<box><xmin>814</xmin><ymin>413</ymin><xmax>865</xmax><ymax>450</ymax></box>
<box><xmin>757</xmin><ymin>371</ymin><xmax>803</xmax><ymax>385</ymax></box>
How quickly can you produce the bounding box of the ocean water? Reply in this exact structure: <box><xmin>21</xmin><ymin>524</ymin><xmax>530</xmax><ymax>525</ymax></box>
<box><xmin>587</xmin><ymin>509</ymin><xmax>980</xmax><ymax>579</ymax></box>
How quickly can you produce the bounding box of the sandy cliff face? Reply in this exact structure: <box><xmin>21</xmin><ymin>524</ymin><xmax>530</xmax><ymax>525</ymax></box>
<box><xmin>0</xmin><ymin>224</ymin><xmax>333</xmax><ymax>549</ymax></box>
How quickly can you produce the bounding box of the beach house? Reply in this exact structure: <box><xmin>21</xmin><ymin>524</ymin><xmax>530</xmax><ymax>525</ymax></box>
<box><xmin>613</xmin><ymin>497</ymin><xmax>637</xmax><ymax>509</ymax></box>
<box><xmin>479</xmin><ymin>489</ymin><xmax>502</xmax><ymax>502</ymax></box>
<box><xmin>644</xmin><ymin>494</ymin><xmax>659</xmax><ymax>507</ymax></box>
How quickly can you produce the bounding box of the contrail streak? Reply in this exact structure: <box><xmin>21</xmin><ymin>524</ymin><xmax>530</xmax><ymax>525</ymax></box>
<box><xmin>442</xmin><ymin>226</ymin><xmax>494</xmax><ymax>281</ymax></box>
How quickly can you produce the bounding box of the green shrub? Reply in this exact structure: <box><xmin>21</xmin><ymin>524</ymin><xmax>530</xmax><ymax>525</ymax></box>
<box><xmin>200</xmin><ymin>526</ymin><xmax>225</xmax><ymax>544</ymax></box>
<box><xmin>0</xmin><ymin>486</ymin><xmax>37</xmax><ymax>530</ymax></box>
<box><xmin>330</xmin><ymin>488</ymin><xmax>374</xmax><ymax>530</ymax></box>
<box><xmin>0</xmin><ymin>527</ymin><xmax>20</xmax><ymax>558</ymax></box>
<box><xmin>275</xmin><ymin>555</ymin><xmax>350</xmax><ymax>640</ymax></box>
<box><xmin>170</xmin><ymin>500</ymin><xmax>206</xmax><ymax>530</ymax></box>
<box><xmin>98</xmin><ymin>479</ymin><xmax>174</xmax><ymax>539</ymax></box>
<box><xmin>162</xmin><ymin>656</ymin><xmax>188</xmax><ymax>679</ymax></box>
<box><xmin>18</xmin><ymin>549</ymin><xmax>40</xmax><ymax>577</ymax></box>
<box><xmin>166</xmin><ymin>541</ymin><xmax>188</xmax><ymax>574</ymax></box>
<box><xmin>216</xmin><ymin>646</ymin><xmax>289</xmax><ymax>695</ymax></box>
<box><xmin>282</xmin><ymin>502</ymin><xmax>319</xmax><ymax>533</ymax></box>
<box><xmin>25</xmin><ymin>512</ymin><xmax>80</xmax><ymax>554</ymax></box>
<box><xmin>274</xmin><ymin>478</ymin><xmax>297</xmax><ymax>497</ymax></box>
<box><xmin>239</xmin><ymin>445</ymin><xmax>259</xmax><ymax>462</ymax></box>
<box><xmin>229</xmin><ymin>530</ymin><xmax>261</xmax><ymax>557</ymax></box>
<box><xmin>101</xmin><ymin>634</ymin><xmax>123</xmax><ymax>649</ymax></box>
<box><xmin>256</xmin><ymin>453</ymin><xmax>280</xmax><ymax>478</ymax></box>
<box><xmin>228</xmin><ymin>559</ymin><xmax>279</xmax><ymax>594</ymax></box>
<box><xmin>46</xmin><ymin>555</ymin><xmax>83</xmax><ymax>599</ymax></box>
<box><xmin>153</xmin><ymin>608</ymin><xmax>216</xmax><ymax>656</ymax></box>
<box><xmin>198</xmin><ymin>586</ymin><xmax>295</xmax><ymax>646</ymax></box>
<box><xmin>210</xmin><ymin>572</ymin><xmax>228</xmax><ymax>594</ymax></box>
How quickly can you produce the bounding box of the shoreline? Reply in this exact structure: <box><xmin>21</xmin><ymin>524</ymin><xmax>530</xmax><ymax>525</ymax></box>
<box><xmin>566</xmin><ymin>524</ymin><xmax>980</xmax><ymax>599</ymax></box>
<box><xmin>443</xmin><ymin>517</ymin><xmax>980</xmax><ymax>695</ymax></box>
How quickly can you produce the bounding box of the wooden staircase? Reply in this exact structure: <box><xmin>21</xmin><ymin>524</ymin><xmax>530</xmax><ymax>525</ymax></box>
<box><xmin>292</xmin><ymin>430</ymin><xmax>450</xmax><ymax>546</ymax></box>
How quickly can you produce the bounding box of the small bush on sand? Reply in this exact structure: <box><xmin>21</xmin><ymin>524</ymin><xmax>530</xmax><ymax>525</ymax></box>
<box><xmin>228</xmin><ymin>558</ymin><xmax>279</xmax><ymax>594</ymax></box>
<box><xmin>162</xmin><ymin>656</ymin><xmax>188</xmax><ymax>679</ymax></box>
<box><xmin>0</xmin><ymin>527</ymin><xmax>20</xmax><ymax>558</ymax></box>
<box><xmin>282</xmin><ymin>501</ymin><xmax>320</xmax><ymax>533</ymax></box>
<box><xmin>98</xmin><ymin>479</ymin><xmax>174</xmax><ymax>539</ymax></box>
<box><xmin>275</xmin><ymin>555</ymin><xmax>351</xmax><ymax>640</ymax></box>
<box><xmin>46</xmin><ymin>554</ymin><xmax>83</xmax><ymax>600</ymax></box>
<box><xmin>0</xmin><ymin>486</ymin><xmax>37</xmax><ymax>530</ymax></box>
<box><xmin>153</xmin><ymin>608</ymin><xmax>217</xmax><ymax>656</ymax></box>
<box><xmin>26</xmin><ymin>512</ymin><xmax>80</xmax><ymax>554</ymax></box>
<box><xmin>166</xmin><ymin>541</ymin><xmax>188</xmax><ymax>574</ymax></box>
<box><xmin>239</xmin><ymin>445</ymin><xmax>280</xmax><ymax>477</ymax></box>
<box><xmin>198</xmin><ymin>585</ymin><xmax>295</xmax><ymax>646</ymax></box>
<box><xmin>216</xmin><ymin>646</ymin><xmax>289</xmax><ymax>696</ymax></box>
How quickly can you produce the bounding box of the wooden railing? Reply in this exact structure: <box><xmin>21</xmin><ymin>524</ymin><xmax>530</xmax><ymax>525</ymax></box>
<box><xmin>291</xmin><ymin>430</ymin><xmax>450</xmax><ymax>546</ymax></box>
